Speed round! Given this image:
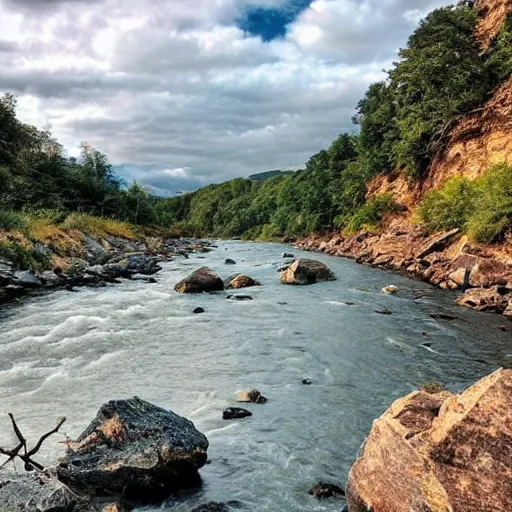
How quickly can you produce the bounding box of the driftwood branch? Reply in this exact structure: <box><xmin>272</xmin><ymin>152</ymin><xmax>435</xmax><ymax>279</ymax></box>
<box><xmin>0</xmin><ymin>414</ymin><xmax>66</xmax><ymax>471</ymax></box>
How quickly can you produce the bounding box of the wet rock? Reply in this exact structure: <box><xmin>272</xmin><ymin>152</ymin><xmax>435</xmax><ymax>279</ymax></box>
<box><xmin>375</xmin><ymin>308</ymin><xmax>393</xmax><ymax>315</ymax></box>
<box><xmin>237</xmin><ymin>390</ymin><xmax>267</xmax><ymax>403</ymax></box>
<box><xmin>282</xmin><ymin>252</ymin><xmax>295</xmax><ymax>259</ymax></box>
<box><xmin>226</xmin><ymin>294</ymin><xmax>253</xmax><ymax>301</ymax></box>
<box><xmin>280</xmin><ymin>259</ymin><xmax>336</xmax><ymax>285</ymax></box>
<box><xmin>222</xmin><ymin>407</ymin><xmax>252</xmax><ymax>420</ymax></box>
<box><xmin>57</xmin><ymin>397</ymin><xmax>209</xmax><ymax>499</ymax></box>
<box><xmin>346</xmin><ymin>368</ymin><xmax>512</xmax><ymax>512</ymax></box>
<box><xmin>0</xmin><ymin>258</ymin><xmax>13</xmax><ymax>272</ymax></box>
<box><xmin>308</xmin><ymin>482</ymin><xmax>346</xmax><ymax>499</ymax></box>
<box><xmin>302</xmin><ymin>379</ymin><xmax>313</xmax><ymax>385</ymax></box>
<box><xmin>174</xmin><ymin>267</ymin><xmax>224</xmax><ymax>294</ymax></box>
<box><xmin>13</xmin><ymin>270</ymin><xmax>42</xmax><ymax>288</ymax></box>
<box><xmin>224</xmin><ymin>258</ymin><xmax>236</xmax><ymax>265</ymax></box>
<box><xmin>502</xmin><ymin>297</ymin><xmax>512</xmax><ymax>319</ymax></box>
<box><xmin>456</xmin><ymin>285</ymin><xmax>511</xmax><ymax>314</ymax></box>
<box><xmin>0</xmin><ymin>471</ymin><xmax>93</xmax><ymax>512</ymax></box>
<box><xmin>193</xmin><ymin>307</ymin><xmax>205</xmax><ymax>314</ymax></box>
<box><xmin>191</xmin><ymin>503</ymin><xmax>230</xmax><ymax>512</ymax></box>
<box><xmin>226</xmin><ymin>274</ymin><xmax>261</xmax><ymax>289</ymax></box>
<box><xmin>381</xmin><ymin>285</ymin><xmax>398</xmax><ymax>295</ymax></box>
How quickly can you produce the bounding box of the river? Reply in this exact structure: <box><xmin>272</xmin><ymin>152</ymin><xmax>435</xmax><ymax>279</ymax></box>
<box><xmin>0</xmin><ymin>242</ymin><xmax>510</xmax><ymax>511</ymax></box>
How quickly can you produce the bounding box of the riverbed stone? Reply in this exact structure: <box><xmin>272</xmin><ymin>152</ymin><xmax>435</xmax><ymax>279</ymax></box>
<box><xmin>174</xmin><ymin>267</ymin><xmax>224</xmax><ymax>293</ymax></box>
<box><xmin>456</xmin><ymin>285</ymin><xmax>510</xmax><ymax>313</ymax></box>
<box><xmin>346</xmin><ymin>368</ymin><xmax>512</xmax><ymax>512</ymax></box>
<box><xmin>280</xmin><ymin>259</ymin><xmax>336</xmax><ymax>285</ymax></box>
<box><xmin>13</xmin><ymin>270</ymin><xmax>42</xmax><ymax>288</ymax></box>
<box><xmin>226</xmin><ymin>274</ymin><xmax>261</xmax><ymax>289</ymax></box>
<box><xmin>0</xmin><ymin>471</ymin><xmax>93</xmax><ymax>512</ymax></box>
<box><xmin>222</xmin><ymin>407</ymin><xmax>252</xmax><ymax>420</ymax></box>
<box><xmin>381</xmin><ymin>285</ymin><xmax>398</xmax><ymax>295</ymax></box>
<box><xmin>308</xmin><ymin>482</ymin><xmax>346</xmax><ymax>499</ymax></box>
<box><xmin>237</xmin><ymin>389</ymin><xmax>267</xmax><ymax>403</ymax></box>
<box><xmin>57</xmin><ymin>397</ymin><xmax>209</xmax><ymax>499</ymax></box>
<box><xmin>224</xmin><ymin>258</ymin><xmax>236</xmax><ymax>265</ymax></box>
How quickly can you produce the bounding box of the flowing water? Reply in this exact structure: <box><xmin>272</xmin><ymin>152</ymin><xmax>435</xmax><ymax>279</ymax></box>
<box><xmin>0</xmin><ymin>242</ymin><xmax>510</xmax><ymax>511</ymax></box>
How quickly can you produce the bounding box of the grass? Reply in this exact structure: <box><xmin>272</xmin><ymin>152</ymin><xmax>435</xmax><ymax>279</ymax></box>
<box><xmin>61</xmin><ymin>213</ymin><xmax>135</xmax><ymax>239</ymax></box>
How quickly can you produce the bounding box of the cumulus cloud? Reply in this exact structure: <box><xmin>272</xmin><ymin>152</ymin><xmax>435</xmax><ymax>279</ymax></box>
<box><xmin>0</xmin><ymin>0</ymin><xmax>453</xmax><ymax>194</ymax></box>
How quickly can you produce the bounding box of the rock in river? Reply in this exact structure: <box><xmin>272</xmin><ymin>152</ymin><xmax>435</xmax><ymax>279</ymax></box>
<box><xmin>224</xmin><ymin>258</ymin><xmax>236</xmax><ymax>265</ymax></box>
<box><xmin>174</xmin><ymin>267</ymin><xmax>224</xmax><ymax>293</ymax></box>
<box><xmin>308</xmin><ymin>482</ymin><xmax>346</xmax><ymax>499</ymax></box>
<box><xmin>57</xmin><ymin>397</ymin><xmax>209</xmax><ymax>499</ymax></box>
<box><xmin>191</xmin><ymin>503</ymin><xmax>230</xmax><ymax>512</ymax></box>
<box><xmin>346</xmin><ymin>368</ymin><xmax>512</xmax><ymax>512</ymax></box>
<box><xmin>222</xmin><ymin>407</ymin><xmax>252</xmax><ymax>420</ymax></box>
<box><xmin>226</xmin><ymin>274</ymin><xmax>261</xmax><ymax>289</ymax></box>
<box><xmin>237</xmin><ymin>389</ymin><xmax>267</xmax><ymax>403</ymax></box>
<box><xmin>280</xmin><ymin>259</ymin><xmax>336</xmax><ymax>285</ymax></box>
<box><xmin>0</xmin><ymin>471</ymin><xmax>93</xmax><ymax>512</ymax></box>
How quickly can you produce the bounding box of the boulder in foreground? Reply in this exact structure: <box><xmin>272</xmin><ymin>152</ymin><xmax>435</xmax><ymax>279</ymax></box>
<box><xmin>174</xmin><ymin>267</ymin><xmax>224</xmax><ymax>293</ymax></box>
<box><xmin>0</xmin><ymin>471</ymin><xmax>93</xmax><ymax>512</ymax></box>
<box><xmin>280</xmin><ymin>259</ymin><xmax>335</xmax><ymax>285</ymax></box>
<box><xmin>57</xmin><ymin>397</ymin><xmax>208</xmax><ymax>499</ymax></box>
<box><xmin>347</xmin><ymin>368</ymin><xmax>512</xmax><ymax>512</ymax></box>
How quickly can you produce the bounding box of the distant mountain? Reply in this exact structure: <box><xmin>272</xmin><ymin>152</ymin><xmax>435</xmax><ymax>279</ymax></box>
<box><xmin>248</xmin><ymin>169</ymin><xmax>295</xmax><ymax>181</ymax></box>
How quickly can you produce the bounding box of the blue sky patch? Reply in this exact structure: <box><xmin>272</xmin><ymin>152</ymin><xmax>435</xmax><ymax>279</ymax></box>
<box><xmin>237</xmin><ymin>0</ymin><xmax>314</xmax><ymax>42</ymax></box>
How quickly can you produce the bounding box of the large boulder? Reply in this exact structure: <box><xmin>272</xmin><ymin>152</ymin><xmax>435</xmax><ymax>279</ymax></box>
<box><xmin>0</xmin><ymin>471</ymin><xmax>94</xmax><ymax>512</ymax></box>
<box><xmin>174</xmin><ymin>267</ymin><xmax>224</xmax><ymax>293</ymax></box>
<box><xmin>57</xmin><ymin>397</ymin><xmax>209</xmax><ymax>499</ymax></box>
<box><xmin>456</xmin><ymin>285</ymin><xmax>511</xmax><ymax>314</ymax></box>
<box><xmin>280</xmin><ymin>259</ymin><xmax>336</xmax><ymax>285</ymax></box>
<box><xmin>347</xmin><ymin>369</ymin><xmax>512</xmax><ymax>512</ymax></box>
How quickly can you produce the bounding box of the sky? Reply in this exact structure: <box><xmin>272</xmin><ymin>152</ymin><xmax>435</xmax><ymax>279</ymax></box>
<box><xmin>0</xmin><ymin>0</ymin><xmax>453</xmax><ymax>195</ymax></box>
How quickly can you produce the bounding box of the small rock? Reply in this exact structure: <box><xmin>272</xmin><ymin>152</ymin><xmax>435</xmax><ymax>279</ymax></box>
<box><xmin>375</xmin><ymin>308</ymin><xmax>393</xmax><ymax>315</ymax></box>
<box><xmin>429</xmin><ymin>313</ymin><xmax>458</xmax><ymax>321</ymax></box>
<box><xmin>222</xmin><ymin>407</ymin><xmax>252</xmax><ymax>420</ymax></box>
<box><xmin>308</xmin><ymin>482</ymin><xmax>346</xmax><ymax>499</ymax></box>
<box><xmin>226</xmin><ymin>294</ymin><xmax>253</xmax><ymax>301</ymax></box>
<box><xmin>193</xmin><ymin>307</ymin><xmax>205</xmax><ymax>314</ymax></box>
<box><xmin>282</xmin><ymin>252</ymin><xmax>295</xmax><ymax>258</ymax></box>
<box><xmin>421</xmin><ymin>342</ymin><xmax>433</xmax><ymax>348</ymax></box>
<box><xmin>225</xmin><ymin>259</ymin><xmax>236</xmax><ymax>265</ymax></box>
<box><xmin>382</xmin><ymin>285</ymin><xmax>398</xmax><ymax>295</ymax></box>
<box><xmin>237</xmin><ymin>389</ymin><xmax>267</xmax><ymax>403</ymax></box>
<box><xmin>302</xmin><ymin>379</ymin><xmax>313</xmax><ymax>385</ymax></box>
<box><xmin>499</xmin><ymin>324</ymin><xmax>512</xmax><ymax>332</ymax></box>
<box><xmin>191</xmin><ymin>503</ymin><xmax>230</xmax><ymax>512</ymax></box>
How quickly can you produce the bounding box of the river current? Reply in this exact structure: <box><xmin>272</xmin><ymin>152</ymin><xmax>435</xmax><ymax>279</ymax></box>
<box><xmin>0</xmin><ymin>242</ymin><xmax>510</xmax><ymax>511</ymax></box>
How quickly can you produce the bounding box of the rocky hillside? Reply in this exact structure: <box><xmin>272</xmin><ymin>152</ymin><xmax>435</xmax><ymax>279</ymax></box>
<box><xmin>297</xmin><ymin>1</ymin><xmax>512</xmax><ymax>320</ymax></box>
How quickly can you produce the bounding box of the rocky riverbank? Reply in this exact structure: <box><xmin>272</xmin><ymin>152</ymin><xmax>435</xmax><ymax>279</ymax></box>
<box><xmin>294</xmin><ymin>220</ymin><xmax>512</xmax><ymax>319</ymax></box>
<box><xmin>0</xmin><ymin>235</ymin><xmax>214</xmax><ymax>305</ymax></box>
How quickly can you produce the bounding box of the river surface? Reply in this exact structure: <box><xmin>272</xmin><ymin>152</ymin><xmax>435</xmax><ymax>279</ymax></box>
<box><xmin>0</xmin><ymin>242</ymin><xmax>510</xmax><ymax>510</ymax></box>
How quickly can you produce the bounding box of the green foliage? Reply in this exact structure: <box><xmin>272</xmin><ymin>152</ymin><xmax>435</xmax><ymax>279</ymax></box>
<box><xmin>419</xmin><ymin>164</ymin><xmax>512</xmax><ymax>243</ymax></box>
<box><xmin>0</xmin><ymin>238</ymin><xmax>52</xmax><ymax>270</ymax></box>
<box><xmin>345</xmin><ymin>195</ymin><xmax>398</xmax><ymax>234</ymax></box>
<box><xmin>487</xmin><ymin>15</ymin><xmax>512</xmax><ymax>83</ymax></box>
<box><xmin>418</xmin><ymin>177</ymin><xmax>476</xmax><ymax>233</ymax></box>
<box><xmin>0</xmin><ymin>211</ymin><xmax>29</xmax><ymax>234</ymax></box>
<box><xmin>389</xmin><ymin>5</ymin><xmax>490</xmax><ymax>178</ymax></box>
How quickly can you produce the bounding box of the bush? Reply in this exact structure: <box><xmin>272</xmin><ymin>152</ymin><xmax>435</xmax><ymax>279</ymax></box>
<box><xmin>345</xmin><ymin>194</ymin><xmax>398</xmax><ymax>234</ymax></box>
<box><xmin>418</xmin><ymin>177</ymin><xmax>475</xmax><ymax>233</ymax></box>
<box><xmin>0</xmin><ymin>211</ymin><xmax>29</xmax><ymax>234</ymax></box>
<box><xmin>419</xmin><ymin>164</ymin><xmax>512</xmax><ymax>243</ymax></box>
<box><xmin>467</xmin><ymin>163</ymin><xmax>512</xmax><ymax>243</ymax></box>
<box><xmin>0</xmin><ymin>233</ymin><xmax>52</xmax><ymax>270</ymax></box>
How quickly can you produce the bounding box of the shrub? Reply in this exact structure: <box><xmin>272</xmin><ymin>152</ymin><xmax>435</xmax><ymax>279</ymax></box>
<box><xmin>467</xmin><ymin>163</ymin><xmax>512</xmax><ymax>243</ymax></box>
<box><xmin>0</xmin><ymin>233</ymin><xmax>52</xmax><ymax>270</ymax></box>
<box><xmin>418</xmin><ymin>177</ymin><xmax>476</xmax><ymax>233</ymax></box>
<box><xmin>0</xmin><ymin>211</ymin><xmax>29</xmax><ymax>234</ymax></box>
<box><xmin>62</xmin><ymin>213</ymin><xmax>135</xmax><ymax>239</ymax></box>
<box><xmin>345</xmin><ymin>194</ymin><xmax>398</xmax><ymax>234</ymax></box>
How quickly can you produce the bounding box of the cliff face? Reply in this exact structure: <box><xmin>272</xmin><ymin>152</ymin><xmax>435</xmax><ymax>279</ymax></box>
<box><xmin>475</xmin><ymin>0</ymin><xmax>512</xmax><ymax>48</ymax></box>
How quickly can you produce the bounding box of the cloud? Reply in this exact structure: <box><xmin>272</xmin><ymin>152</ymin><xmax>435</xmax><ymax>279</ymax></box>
<box><xmin>0</xmin><ymin>0</ymin><xmax>454</xmax><ymax>194</ymax></box>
